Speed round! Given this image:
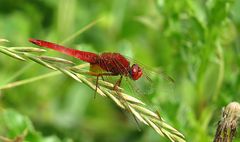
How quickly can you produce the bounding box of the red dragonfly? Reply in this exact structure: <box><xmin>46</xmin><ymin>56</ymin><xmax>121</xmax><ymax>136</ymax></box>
<box><xmin>29</xmin><ymin>38</ymin><xmax>144</xmax><ymax>93</ymax></box>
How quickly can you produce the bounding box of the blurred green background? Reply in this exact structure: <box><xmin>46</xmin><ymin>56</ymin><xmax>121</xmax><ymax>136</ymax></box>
<box><xmin>0</xmin><ymin>0</ymin><xmax>239</xmax><ymax>141</ymax></box>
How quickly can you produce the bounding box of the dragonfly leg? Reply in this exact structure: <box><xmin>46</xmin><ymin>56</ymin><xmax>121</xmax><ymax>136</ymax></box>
<box><xmin>87</xmin><ymin>72</ymin><xmax>118</xmax><ymax>98</ymax></box>
<box><xmin>113</xmin><ymin>76</ymin><xmax>123</xmax><ymax>91</ymax></box>
<box><xmin>94</xmin><ymin>75</ymin><xmax>100</xmax><ymax>99</ymax></box>
<box><xmin>94</xmin><ymin>74</ymin><xmax>110</xmax><ymax>99</ymax></box>
<box><xmin>101</xmin><ymin>76</ymin><xmax>105</xmax><ymax>81</ymax></box>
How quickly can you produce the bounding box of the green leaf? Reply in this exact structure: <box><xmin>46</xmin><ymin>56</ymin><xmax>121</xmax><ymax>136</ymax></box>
<box><xmin>1</xmin><ymin>109</ymin><xmax>30</xmax><ymax>137</ymax></box>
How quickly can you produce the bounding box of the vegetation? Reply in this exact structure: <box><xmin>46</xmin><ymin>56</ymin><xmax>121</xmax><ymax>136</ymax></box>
<box><xmin>0</xmin><ymin>0</ymin><xmax>239</xmax><ymax>142</ymax></box>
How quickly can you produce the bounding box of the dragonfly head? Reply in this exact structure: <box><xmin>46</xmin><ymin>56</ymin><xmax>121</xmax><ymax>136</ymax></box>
<box><xmin>129</xmin><ymin>64</ymin><xmax>143</xmax><ymax>80</ymax></box>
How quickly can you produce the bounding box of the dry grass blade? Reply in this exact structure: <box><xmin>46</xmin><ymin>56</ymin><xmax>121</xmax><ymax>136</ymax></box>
<box><xmin>0</xmin><ymin>72</ymin><xmax>60</xmax><ymax>90</ymax></box>
<box><xmin>0</xmin><ymin>47</ymin><xmax>26</xmax><ymax>61</ymax></box>
<box><xmin>76</xmin><ymin>74</ymin><xmax>106</xmax><ymax>97</ymax></box>
<box><xmin>98</xmin><ymin>80</ymin><xmax>124</xmax><ymax>91</ymax></box>
<box><xmin>9</xmin><ymin>47</ymin><xmax>46</xmax><ymax>52</ymax></box>
<box><xmin>61</xmin><ymin>17</ymin><xmax>103</xmax><ymax>44</ymax></box>
<box><xmin>128</xmin><ymin>105</ymin><xmax>148</xmax><ymax>125</ymax></box>
<box><xmin>57</xmin><ymin>67</ymin><xmax>82</xmax><ymax>83</ymax></box>
<box><xmin>27</xmin><ymin>55</ymin><xmax>57</xmax><ymax>70</ymax></box>
<box><xmin>131</xmin><ymin>104</ymin><xmax>159</xmax><ymax>118</ymax></box>
<box><xmin>102</xmin><ymin>90</ymin><xmax>125</xmax><ymax>108</ymax></box>
<box><xmin>0</xmin><ymin>39</ymin><xmax>9</xmax><ymax>43</ymax></box>
<box><xmin>40</xmin><ymin>56</ymin><xmax>75</xmax><ymax>65</ymax></box>
<box><xmin>118</xmin><ymin>92</ymin><xmax>145</xmax><ymax>105</ymax></box>
<box><xmin>0</xmin><ymin>41</ymin><xmax>186</xmax><ymax>142</ymax></box>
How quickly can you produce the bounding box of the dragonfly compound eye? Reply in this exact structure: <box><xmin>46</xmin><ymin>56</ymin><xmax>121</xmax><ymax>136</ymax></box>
<box><xmin>130</xmin><ymin>64</ymin><xmax>143</xmax><ymax>80</ymax></box>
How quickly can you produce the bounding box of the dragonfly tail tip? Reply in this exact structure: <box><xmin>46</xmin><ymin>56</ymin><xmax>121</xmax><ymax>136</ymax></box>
<box><xmin>29</xmin><ymin>38</ymin><xmax>42</xmax><ymax>46</ymax></box>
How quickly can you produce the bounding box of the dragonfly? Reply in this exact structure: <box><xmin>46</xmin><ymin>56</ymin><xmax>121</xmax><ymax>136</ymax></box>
<box><xmin>29</xmin><ymin>38</ymin><xmax>174</xmax><ymax>128</ymax></box>
<box><xmin>29</xmin><ymin>38</ymin><xmax>145</xmax><ymax>94</ymax></box>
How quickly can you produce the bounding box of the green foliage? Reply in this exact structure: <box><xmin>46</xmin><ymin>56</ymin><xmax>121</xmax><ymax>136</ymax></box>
<box><xmin>0</xmin><ymin>0</ymin><xmax>239</xmax><ymax>141</ymax></box>
<box><xmin>0</xmin><ymin>109</ymin><xmax>50</xmax><ymax>142</ymax></box>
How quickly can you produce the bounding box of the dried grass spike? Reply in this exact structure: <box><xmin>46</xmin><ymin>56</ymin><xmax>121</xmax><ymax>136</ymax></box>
<box><xmin>214</xmin><ymin>102</ymin><xmax>240</xmax><ymax>142</ymax></box>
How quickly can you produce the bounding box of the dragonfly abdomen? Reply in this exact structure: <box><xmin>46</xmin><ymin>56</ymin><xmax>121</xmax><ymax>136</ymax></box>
<box><xmin>29</xmin><ymin>38</ymin><xmax>99</xmax><ymax>64</ymax></box>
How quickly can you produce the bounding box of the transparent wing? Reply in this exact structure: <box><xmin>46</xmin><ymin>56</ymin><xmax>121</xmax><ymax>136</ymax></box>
<box><xmin>124</xmin><ymin>56</ymin><xmax>175</xmax><ymax>96</ymax></box>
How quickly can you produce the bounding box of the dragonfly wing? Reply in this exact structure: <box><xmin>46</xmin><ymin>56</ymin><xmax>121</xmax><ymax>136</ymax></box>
<box><xmin>123</xmin><ymin>56</ymin><xmax>175</xmax><ymax>95</ymax></box>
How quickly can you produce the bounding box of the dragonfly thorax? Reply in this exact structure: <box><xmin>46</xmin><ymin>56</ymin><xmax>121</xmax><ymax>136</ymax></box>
<box><xmin>129</xmin><ymin>64</ymin><xmax>142</xmax><ymax>80</ymax></box>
